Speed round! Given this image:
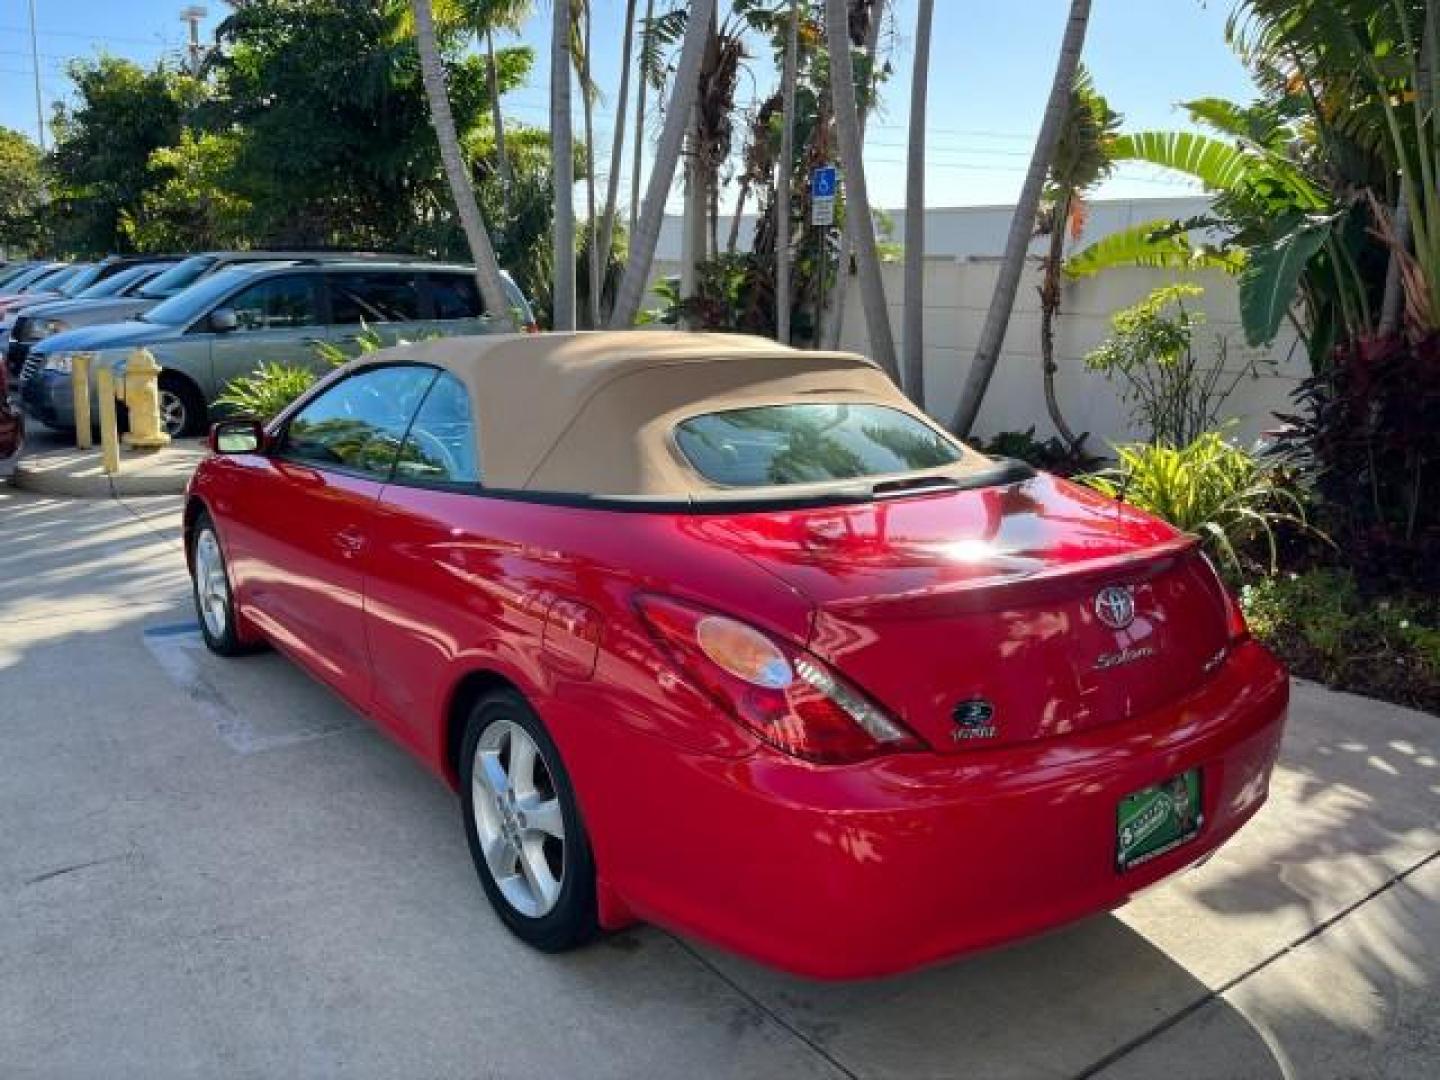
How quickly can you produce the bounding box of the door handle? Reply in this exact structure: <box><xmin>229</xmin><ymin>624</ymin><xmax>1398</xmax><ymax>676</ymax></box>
<box><xmin>334</xmin><ymin>527</ymin><xmax>366</xmax><ymax>558</ymax></box>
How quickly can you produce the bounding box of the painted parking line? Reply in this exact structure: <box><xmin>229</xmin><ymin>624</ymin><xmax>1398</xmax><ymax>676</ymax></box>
<box><xmin>143</xmin><ymin>622</ymin><xmax>362</xmax><ymax>754</ymax></box>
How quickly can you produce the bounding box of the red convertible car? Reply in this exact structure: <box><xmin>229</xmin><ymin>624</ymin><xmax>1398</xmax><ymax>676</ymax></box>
<box><xmin>186</xmin><ymin>332</ymin><xmax>1288</xmax><ymax>979</ymax></box>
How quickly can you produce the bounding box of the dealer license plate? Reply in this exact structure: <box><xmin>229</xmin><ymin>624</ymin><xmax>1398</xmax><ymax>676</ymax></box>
<box><xmin>1116</xmin><ymin>768</ymin><xmax>1203</xmax><ymax>872</ymax></box>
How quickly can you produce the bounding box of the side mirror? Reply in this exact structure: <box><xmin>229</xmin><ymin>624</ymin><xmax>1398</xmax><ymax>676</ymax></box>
<box><xmin>210</xmin><ymin>418</ymin><xmax>265</xmax><ymax>455</ymax></box>
<box><xmin>208</xmin><ymin>307</ymin><xmax>239</xmax><ymax>334</ymax></box>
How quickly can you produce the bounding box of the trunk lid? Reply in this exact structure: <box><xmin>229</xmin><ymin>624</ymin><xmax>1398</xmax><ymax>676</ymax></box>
<box><xmin>692</xmin><ymin>474</ymin><xmax>1232</xmax><ymax>753</ymax></box>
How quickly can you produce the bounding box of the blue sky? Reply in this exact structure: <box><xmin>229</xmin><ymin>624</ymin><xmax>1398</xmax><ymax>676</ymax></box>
<box><xmin>1</xmin><ymin>0</ymin><xmax>1259</xmax><ymax>212</ymax></box>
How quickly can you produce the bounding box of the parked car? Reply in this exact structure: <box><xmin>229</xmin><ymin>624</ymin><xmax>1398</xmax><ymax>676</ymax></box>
<box><xmin>184</xmin><ymin>331</ymin><xmax>1289</xmax><ymax>980</ymax></box>
<box><xmin>0</xmin><ymin>261</ymin><xmax>50</xmax><ymax>291</ymax></box>
<box><xmin>5</xmin><ymin>251</ymin><xmax>419</xmax><ymax>375</ymax></box>
<box><xmin>22</xmin><ymin>261</ymin><xmax>536</xmax><ymax>436</ymax></box>
<box><xmin>0</xmin><ymin>262</ymin><xmax>70</xmax><ymax>306</ymax></box>
<box><xmin>6</xmin><ymin>260</ymin><xmax>180</xmax><ymax>377</ymax></box>
<box><xmin>0</xmin><ymin>358</ymin><xmax>21</xmax><ymax>458</ymax></box>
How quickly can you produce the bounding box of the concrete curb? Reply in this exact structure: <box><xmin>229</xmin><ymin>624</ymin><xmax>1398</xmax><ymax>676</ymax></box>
<box><xmin>9</xmin><ymin>440</ymin><xmax>206</xmax><ymax>498</ymax></box>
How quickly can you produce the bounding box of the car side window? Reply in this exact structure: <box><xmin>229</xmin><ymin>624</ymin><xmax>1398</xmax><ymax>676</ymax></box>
<box><xmin>328</xmin><ymin>272</ymin><xmax>423</xmax><ymax>324</ymax></box>
<box><xmin>283</xmin><ymin>366</ymin><xmax>439</xmax><ymax>479</ymax></box>
<box><xmin>226</xmin><ymin>275</ymin><xmax>319</xmax><ymax>331</ymax></box>
<box><xmin>427</xmin><ymin>274</ymin><xmax>481</xmax><ymax>321</ymax></box>
<box><xmin>394</xmin><ymin>372</ymin><xmax>479</xmax><ymax>485</ymax></box>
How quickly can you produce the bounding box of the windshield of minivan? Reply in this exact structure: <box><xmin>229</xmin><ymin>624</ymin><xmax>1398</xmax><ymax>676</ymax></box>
<box><xmin>76</xmin><ymin>263</ymin><xmax>169</xmax><ymax>299</ymax></box>
<box><xmin>58</xmin><ymin>264</ymin><xmax>103</xmax><ymax>297</ymax></box>
<box><xmin>0</xmin><ymin>264</ymin><xmax>38</xmax><ymax>289</ymax></box>
<box><xmin>141</xmin><ymin>266</ymin><xmax>260</xmax><ymax>326</ymax></box>
<box><xmin>136</xmin><ymin>254</ymin><xmax>219</xmax><ymax>300</ymax></box>
<box><xmin>675</xmin><ymin>404</ymin><xmax>963</xmax><ymax>488</ymax></box>
<box><xmin>25</xmin><ymin>265</ymin><xmax>83</xmax><ymax>292</ymax></box>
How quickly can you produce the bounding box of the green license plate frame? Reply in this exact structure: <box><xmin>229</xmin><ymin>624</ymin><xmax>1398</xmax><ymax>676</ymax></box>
<box><xmin>1116</xmin><ymin>768</ymin><xmax>1203</xmax><ymax>872</ymax></box>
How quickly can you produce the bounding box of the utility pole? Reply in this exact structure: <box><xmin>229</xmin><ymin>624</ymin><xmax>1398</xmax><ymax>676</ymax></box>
<box><xmin>180</xmin><ymin>5</ymin><xmax>208</xmax><ymax>77</ymax></box>
<box><xmin>28</xmin><ymin>0</ymin><xmax>45</xmax><ymax>150</ymax></box>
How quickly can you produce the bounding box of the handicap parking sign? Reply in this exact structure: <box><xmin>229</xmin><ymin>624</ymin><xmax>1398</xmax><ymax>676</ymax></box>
<box><xmin>811</xmin><ymin>166</ymin><xmax>838</xmax><ymax>199</ymax></box>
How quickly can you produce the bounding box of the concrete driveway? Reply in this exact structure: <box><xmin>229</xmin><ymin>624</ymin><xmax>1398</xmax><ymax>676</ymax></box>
<box><xmin>1</xmin><ymin>487</ymin><xmax>1436</xmax><ymax>1080</ymax></box>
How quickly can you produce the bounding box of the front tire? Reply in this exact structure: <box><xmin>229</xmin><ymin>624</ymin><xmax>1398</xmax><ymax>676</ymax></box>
<box><xmin>460</xmin><ymin>690</ymin><xmax>599</xmax><ymax>952</ymax></box>
<box><xmin>189</xmin><ymin>512</ymin><xmax>251</xmax><ymax>657</ymax></box>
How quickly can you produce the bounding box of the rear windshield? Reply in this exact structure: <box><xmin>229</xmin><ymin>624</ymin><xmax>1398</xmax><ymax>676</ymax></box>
<box><xmin>675</xmin><ymin>403</ymin><xmax>963</xmax><ymax>488</ymax></box>
<box><xmin>137</xmin><ymin>254</ymin><xmax>218</xmax><ymax>299</ymax></box>
<box><xmin>76</xmin><ymin>263</ymin><xmax>169</xmax><ymax>299</ymax></box>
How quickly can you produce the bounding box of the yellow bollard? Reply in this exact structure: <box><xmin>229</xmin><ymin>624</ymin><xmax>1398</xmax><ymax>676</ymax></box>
<box><xmin>120</xmin><ymin>348</ymin><xmax>171</xmax><ymax>450</ymax></box>
<box><xmin>71</xmin><ymin>353</ymin><xmax>93</xmax><ymax>450</ymax></box>
<box><xmin>96</xmin><ymin>366</ymin><xmax>121</xmax><ymax>476</ymax></box>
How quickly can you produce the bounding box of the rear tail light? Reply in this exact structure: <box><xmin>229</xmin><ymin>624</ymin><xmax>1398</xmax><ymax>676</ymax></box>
<box><xmin>635</xmin><ymin>594</ymin><xmax>920</xmax><ymax>764</ymax></box>
<box><xmin>524</xmin><ymin>321</ymin><xmax>541</xmax><ymax>334</ymax></box>
<box><xmin>1200</xmin><ymin>554</ymin><xmax>1250</xmax><ymax>643</ymax></box>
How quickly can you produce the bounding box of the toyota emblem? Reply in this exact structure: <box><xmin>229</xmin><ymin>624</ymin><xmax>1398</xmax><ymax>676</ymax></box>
<box><xmin>1094</xmin><ymin>586</ymin><xmax>1135</xmax><ymax>630</ymax></box>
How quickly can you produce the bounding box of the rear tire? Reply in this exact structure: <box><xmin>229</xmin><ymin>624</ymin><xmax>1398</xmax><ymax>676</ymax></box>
<box><xmin>460</xmin><ymin>690</ymin><xmax>599</xmax><ymax>952</ymax></box>
<box><xmin>160</xmin><ymin>373</ymin><xmax>207</xmax><ymax>438</ymax></box>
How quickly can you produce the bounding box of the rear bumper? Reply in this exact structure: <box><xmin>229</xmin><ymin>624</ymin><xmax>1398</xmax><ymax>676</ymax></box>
<box><xmin>581</xmin><ymin>639</ymin><xmax>1289</xmax><ymax>980</ymax></box>
<box><xmin>0</xmin><ymin>397</ymin><xmax>21</xmax><ymax>458</ymax></box>
<box><xmin>20</xmin><ymin>369</ymin><xmax>75</xmax><ymax>429</ymax></box>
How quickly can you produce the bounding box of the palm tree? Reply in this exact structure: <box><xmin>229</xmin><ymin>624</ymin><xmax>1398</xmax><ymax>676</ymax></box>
<box><xmin>579</xmin><ymin>1</ymin><xmax>600</xmax><ymax>327</ymax></box>
<box><xmin>824</xmin><ymin>0</ymin><xmax>898</xmax><ymax>380</ymax></box>
<box><xmin>1036</xmin><ymin>67</ymin><xmax>1118</xmax><ymax>450</ymax></box>
<box><xmin>411</xmin><ymin>0</ymin><xmax>514</xmax><ymax>328</ymax></box>
<box><xmin>952</xmin><ymin>0</ymin><xmax>1092</xmax><ymax>436</ymax></box>
<box><xmin>775</xmin><ymin>0</ymin><xmax>800</xmax><ymax>344</ymax></box>
<box><xmin>629</xmin><ymin>0</ymin><xmax>656</xmax><ymax>244</ymax></box>
<box><xmin>469</xmin><ymin>0</ymin><xmax>534</xmax><ymax>201</ymax></box>
<box><xmin>609</xmin><ymin>0</ymin><xmax>718</xmax><ymax>328</ymax></box>
<box><xmin>551</xmin><ymin>0</ymin><xmax>576</xmax><ymax>330</ymax></box>
<box><xmin>902</xmin><ymin>0</ymin><xmax>933</xmax><ymax>404</ymax></box>
<box><xmin>599</xmin><ymin>0</ymin><xmax>640</xmax><ymax>323</ymax></box>
<box><xmin>822</xmin><ymin>0</ymin><xmax>886</xmax><ymax>351</ymax></box>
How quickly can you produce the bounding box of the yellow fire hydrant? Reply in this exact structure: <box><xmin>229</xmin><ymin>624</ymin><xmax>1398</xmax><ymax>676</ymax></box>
<box><xmin>118</xmin><ymin>348</ymin><xmax>171</xmax><ymax>450</ymax></box>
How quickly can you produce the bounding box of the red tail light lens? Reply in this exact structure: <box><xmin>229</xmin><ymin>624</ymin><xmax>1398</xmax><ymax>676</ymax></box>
<box><xmin>1200</xmin><ymin>555</ymin><xmax>1250</xmax><ymax>643</ymax></box>
<box><xmin>635</xmin><ymin>594</ymin><xmax>920</xmax><ymax>764</ymax></box>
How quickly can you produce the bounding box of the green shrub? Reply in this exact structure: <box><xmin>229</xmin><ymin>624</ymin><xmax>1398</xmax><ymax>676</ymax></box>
<box><xmin>973</xmin><ymin>427</ymin><xmax>1101</xmax><ymax>478</ymax></box>
<box><xmin>1242</xmin><ymin>569</ymin><xmax>1440</xmax><ymax>712</ymax></box>
<box><xmin>1081</xmin><ymin>432</ymin><xmax>1310</xmax><ymax>574</ymax></box>
<box><xmin>213</xmin><ymin>362</ymin><xmax>318</xmax><ymax>422</ymax></box>
<box><xmin>1085</xmin><ymin>285</ymin><xmax>1268</xmax><ymax>446</ymax></box>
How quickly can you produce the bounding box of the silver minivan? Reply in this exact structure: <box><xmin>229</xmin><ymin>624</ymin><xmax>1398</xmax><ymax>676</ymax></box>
<box><xmin>22</xmin><ymin>261</ymin><xmax>535</xmax><ymax>436</ymax></box>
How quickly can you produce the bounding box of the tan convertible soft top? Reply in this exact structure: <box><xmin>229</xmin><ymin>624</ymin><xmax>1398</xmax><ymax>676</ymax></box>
<box><xmin>339</xmin><ymin>331</ymin><xmax>985</xmax><ymax>499</ymax></box>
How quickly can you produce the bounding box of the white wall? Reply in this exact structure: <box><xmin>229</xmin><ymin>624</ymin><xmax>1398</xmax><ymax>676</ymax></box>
<box><xmin>832</xmin><ymin>256</ymin><xmax>1304</xmax><ymax>449</ymax></box>
<box><xmin>651</xmin><ymin>255</ymin><xmax>1303</xmax><ymax>447</ymax></box>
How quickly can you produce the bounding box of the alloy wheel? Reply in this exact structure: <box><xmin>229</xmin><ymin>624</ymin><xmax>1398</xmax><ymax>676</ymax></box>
<box><xmin>159</xmin><ymin>389</ymin><xmax>187</xmax><ymax>437</ymax></box>
<box><xmin>471</xmin><ymin>719</ymin><xmax>567</xmax><ymax>918</ymax></box>
<box><xmin>193</xmin><ymin>528</ymin><xmax>229</xmax><ymax>640</ymax></box>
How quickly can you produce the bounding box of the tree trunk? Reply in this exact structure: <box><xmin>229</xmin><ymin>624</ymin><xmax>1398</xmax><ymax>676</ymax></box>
<box><xmin>1039</xmin><ymin>196</ymin><xmax>1081</xmax><ymax>449</ymax></box>
<box><xmin>680</xmin><ymin>104</ymin><xmax>707</xmax><ymax>327</ymax></box>
<box><xmin>599</xmin><ymin>0</ymin><xmax>639</xmax><ymax>321</ymax></box>
<box><xmin>775</xmin><ymin>0</ymin><xmax>799</xmax><ymax>345</ymax></box>
<box><xmin>952</xmin><ymin>0</ymin><xmax>1091</xmax><ymax>436</ymax></box>
<box><xmin>1381</xmin><ymin>13</ymin><xmax>1430</xmax><ymax>337</ymax></box>
<box><xmin>551</xmin><ymin>0</ymin><xmax>577</xmax><ymax>330</ymax></box>
<box><xmin>412</xmin><ymin>0</ymin><xmax>513</xmax><ymax>329</ymax></box>
<box><xmin>727</xmin><ymin>182</ymin><xmax>749</xmax><ymax>254</ymax></box>
<box><xmin>1380</xmin><ymin>188</ymin><xmax>1411</xmax><ymax>336</ymax></box>
<box><xmin>822</xmin><ymin>0</ymin><xmax>885</xmax><ymax>350</ymax></box>
<box><xmin>485</xmin><ymin>29</ymin><xmax>513</xmax><ymax>210</ymax></box>
<box><xmin>609</xmin><ymin>0</ymin><xmax>718</xmax><ymax>329</ymax></box>
<box><xmin>902</xmin><ymin>0</ymin><xmax>933</xmax><ymax>405</ymax></box>
<box><xmin>582</xmin><ymin>3</ymin><xmax>600</xmax><ymax>328</ymax></box>
<box><xmin>824</xmin><ymin>0</ymin><xmax>898</xmax><ymax>379</ymax></box>
<box><xmin>629</xmin><ymin>0</ymin><xmax>656</xmax><ymax>244</ymax></box>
